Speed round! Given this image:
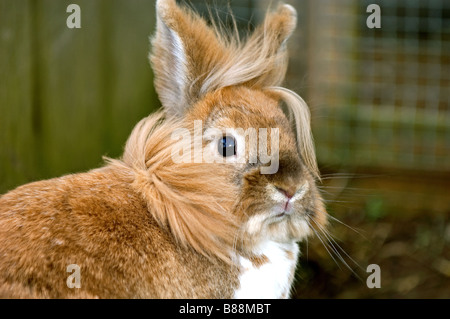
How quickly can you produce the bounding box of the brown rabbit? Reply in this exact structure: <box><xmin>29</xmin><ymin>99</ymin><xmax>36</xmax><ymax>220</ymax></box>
<box><xmin>0</xmin><ymin>0</ymin><xmax>327</xmax><ymax>298</ymax></box>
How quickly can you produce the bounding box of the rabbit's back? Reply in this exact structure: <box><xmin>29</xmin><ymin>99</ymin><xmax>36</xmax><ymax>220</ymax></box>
<box><xmin>0</xmin><ymin>165</ymin><xmax>238</xmax><ymax>298</ymax></box>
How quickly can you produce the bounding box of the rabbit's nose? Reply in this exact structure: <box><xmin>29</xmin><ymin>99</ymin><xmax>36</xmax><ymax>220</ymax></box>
<box><xmin>275</xmin><ymin>181</ymin><xmax>309</xmax><ymax>201</ymax></box>
<box><xmin>275</xmin><ymin>186</ymin><xmax>297</xmax><ymax>199</ymax></box>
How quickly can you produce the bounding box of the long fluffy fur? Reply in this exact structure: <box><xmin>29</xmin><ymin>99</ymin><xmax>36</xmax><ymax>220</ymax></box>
<box><xmin>200</xmin><ymin>4</ymin><xmax>297</xmax><ymax>93</ymax></box>
<box><xmin>107</xmin><ymin>112</ymin><xmax>239</xmax><ymax>262</ymax></box>
<box><xmin>267</xmin><ymin>87</ymin><xmax>320</xmax><ymax>180</ymax></box>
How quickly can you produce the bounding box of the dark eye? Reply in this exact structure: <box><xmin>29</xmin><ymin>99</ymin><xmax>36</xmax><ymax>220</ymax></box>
<box><xmin>218</xmin><ymin>135</ymin><xmax>236</xmax><ymax>157</ymax></box>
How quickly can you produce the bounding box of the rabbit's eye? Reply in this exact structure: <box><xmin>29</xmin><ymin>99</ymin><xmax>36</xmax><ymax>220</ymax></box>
<box><xmin>218</xmin><ymin>136</ymin><xmax>236</xmax><ymax>157</ymax></box>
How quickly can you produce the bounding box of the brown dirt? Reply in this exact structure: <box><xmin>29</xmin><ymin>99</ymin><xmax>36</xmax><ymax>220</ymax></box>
<box><xmin>291</xmin><ymin>169</ymin><xmax>450</xmax><ymax>299</ymax></box>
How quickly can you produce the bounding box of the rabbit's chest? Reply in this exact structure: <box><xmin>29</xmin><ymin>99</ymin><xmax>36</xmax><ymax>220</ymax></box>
<box><xmin>233</xmin><ymin>241</ymin><xmax>299</xmax><ymax>299</ymax></box>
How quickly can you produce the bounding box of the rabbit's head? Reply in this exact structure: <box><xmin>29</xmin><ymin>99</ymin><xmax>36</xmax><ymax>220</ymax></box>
<box><xmin>135</xmin><ymin>0</ymin><xmax>327</xmax><ymax>260</ymax></box>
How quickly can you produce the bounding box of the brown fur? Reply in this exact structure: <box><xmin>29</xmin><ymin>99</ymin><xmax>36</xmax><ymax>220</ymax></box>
<box><xmin>0</xmin><ymin>0</ymin><xmax>326</xmax><ymax>298</ymax></box>
<box><xmin>116</xmin><ymin>112</ymin><xmax>239</xmax><ymax>262</ymax></box>
<box><xmin>249</xmin><ymin>255</ymin><xmax>270</xmax><ymax>269</ymax></box>
<box><xmin>284</xmin><ymin>249</ymin><xmax>295</xmax><ymax>261</ymax></box>
<box><xmin>0</xmin><ymin>164</ymin><xmax>238</xmax><ymax>298</ymax></box>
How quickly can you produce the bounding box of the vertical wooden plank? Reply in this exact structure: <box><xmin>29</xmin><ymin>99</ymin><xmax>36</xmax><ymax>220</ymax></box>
<box><xmin>106</xmin><ymin>0</ymin><xmax>158</xmax><ymax>158</ymax></box>
<box><xmin>0</xmin><ymin>0</ymin><xmax>36</xmax><ymax>193</ymax></box>
<box><xmin>36</xmin><ymin>0</ymin><xmax>106</xmax><ymax>177</ymax></box>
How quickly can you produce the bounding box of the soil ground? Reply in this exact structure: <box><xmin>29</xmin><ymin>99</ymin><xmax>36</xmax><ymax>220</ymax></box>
<box><xmin>291</xmin><ymin>169</ymin><xmax>450</xmax><ymax>299</ymax></box>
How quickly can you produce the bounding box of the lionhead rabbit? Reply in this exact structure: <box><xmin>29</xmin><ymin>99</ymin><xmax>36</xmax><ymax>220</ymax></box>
<box><xmin>0</xmin><ymin>0</ymin><xmax>326</xmax><ymax>298</ymax></box>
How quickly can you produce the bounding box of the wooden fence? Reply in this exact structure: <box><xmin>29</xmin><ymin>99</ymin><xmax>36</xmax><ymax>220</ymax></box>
<box><xmin>1</xmin><ymin>0</ymin><xmax>159</xmax><ymax>194</ymax></box>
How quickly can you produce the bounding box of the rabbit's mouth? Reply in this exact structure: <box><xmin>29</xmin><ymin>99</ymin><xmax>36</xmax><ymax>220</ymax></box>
<box><xmin>271</xmin><ymin>201</ymin><xmax>294</xmax><ymax>218</ymax></box>
<box><xmin>235</xmin><ymin>170</ymin><xmax>327</xmax><ymax>254</ymax></box>
<box><xmin>238</xmin><ymin>200</ymin><xmax>314</xmax><ymax>253</ymax></box>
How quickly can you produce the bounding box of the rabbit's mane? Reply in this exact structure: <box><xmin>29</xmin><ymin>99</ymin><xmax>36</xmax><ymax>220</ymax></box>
<box><xmin>107</xmin><ymin>112</ymin><xmax>239</xmax><ymax>263</ymax></box>
<box><xmin>105</xmin><ymin>2</ymin><xmax>319</xmax><ymax>262</ymax></box>
<box><xmin>268</xmin><ymin>87</ymin><xmax>320</xmax><ymax>179</ymax></box>
<box><xmin>106</xmin><ymin>91</ymin><xmax>318</xmax><ymax>264</ymax></box>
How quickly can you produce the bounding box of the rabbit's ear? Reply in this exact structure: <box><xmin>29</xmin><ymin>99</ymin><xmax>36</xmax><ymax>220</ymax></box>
<box><xmin>187</xmin><ymin>3</ymin><xmax>298</xmax><ymax>94</ymax></box>
<box><xmin>260</xmin><ymin>4</ymin><xmax>298</xmax><ymax>53</ymax></box>
<box><xmin>245</xmin><ymin>4</ymin><xmax>298</xmax><ymax>88</ymax></box>
<box><xmin>150</xmin><ymin>0</ymin><xmax>226</xmax><ymax>117</ymax></box>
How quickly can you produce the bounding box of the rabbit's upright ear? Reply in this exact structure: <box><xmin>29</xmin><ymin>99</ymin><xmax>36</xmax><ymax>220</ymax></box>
<box><xmin>150</xmin><ymin>0</ymin><xmax>226</xmax><ymax>117</ymax></box>
<box><xmin>244</xmin><ymin>4</ymin><xmax>298</xmax><ymax>88</ymax></box>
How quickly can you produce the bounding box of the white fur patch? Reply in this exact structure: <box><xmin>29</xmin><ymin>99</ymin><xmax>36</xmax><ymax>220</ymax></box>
<box><xmin>233</xmin><ymin>240</ymin><xmax>299</xmax><ymax>299</ymax></box>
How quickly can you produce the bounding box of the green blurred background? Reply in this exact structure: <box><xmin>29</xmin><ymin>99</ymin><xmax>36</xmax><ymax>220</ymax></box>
<box><xmin>0</xmin><ymin>0</ymin><xmax>449</xmax><ymax>298</ymax></box>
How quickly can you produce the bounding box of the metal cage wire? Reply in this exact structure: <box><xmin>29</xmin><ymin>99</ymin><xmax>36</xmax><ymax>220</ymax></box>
<box><xmin>306</xmin><ymin>0</ymin><xmax>449</xmax><ymax>172</ymax></box>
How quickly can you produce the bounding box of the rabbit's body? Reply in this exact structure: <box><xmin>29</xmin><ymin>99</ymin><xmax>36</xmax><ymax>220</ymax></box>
<box><xmin>0</xmin><ymin>167</ymin><xmax>296</xmax><ymax>298</ymax></box>
<box><xmin>0</xmin><ymin>164</ymin><xmax>296</xmax><ymax>298</ymax></box>
<box><xmin>0</xmin><ymin>165</ymin><xmax>238</xmax><ymax>298</ymax></box>
<box><xmin>0</xmin><ymin>0</ymin><xmax>327</xmax><ymax>298</ymax></box>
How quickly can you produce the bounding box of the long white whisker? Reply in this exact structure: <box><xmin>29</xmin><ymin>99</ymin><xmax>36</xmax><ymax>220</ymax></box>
<box><xmin>305</xmin><ymin>232</ymin><xmax>309</xmax><ymax>261</ymax></box>
<box><xmin>324</xmin><ymin>212</ymin><xmax>368</xmax><ymax>240</ymax></box>
<box><xmin>309</xmin><ymin>217</ymin><xmax>363</xmax><ymax>280</ymax></box>
<box><xmin>305</xmin><ymin>219</ymin><xmax>342</xmax><ymax>270</ymax></box>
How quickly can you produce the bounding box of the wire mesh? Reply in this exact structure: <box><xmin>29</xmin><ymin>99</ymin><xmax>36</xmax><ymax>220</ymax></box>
<box><xmin>303</xmin><ymin>0</ymin><xmax>450</xmax><ymax>171</ymax></box>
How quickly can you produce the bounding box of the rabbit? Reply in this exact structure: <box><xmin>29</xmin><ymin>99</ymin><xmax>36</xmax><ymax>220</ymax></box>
<box><xmin>0</xmin><ymin>0</ymin><xmax>327</xmax><ymax>299</ymax></box>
